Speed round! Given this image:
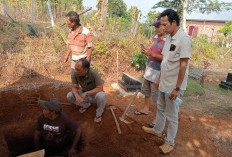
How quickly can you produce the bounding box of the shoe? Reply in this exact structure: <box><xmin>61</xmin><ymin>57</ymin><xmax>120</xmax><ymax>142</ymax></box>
<box><xmin>142</xmin><ymin>126</ymin><xmax>162</xmax><ymax>137</ymax></box>
<box><xmin>94</xmin><ymin>115</ymin><xmax>102</xmax><ymax>123</ymax></box>
<box><xmin>134</xmin><ymin>110</ymin><xmax>149</xmax><ymax>115</ymax></box>
<box><xmin>159</xmin><ymin>142</ymin><xmax>174</xmax><ymax>154</ymax></box>
<box><xmin>79</xmin><ymin>107</ymin><xmax>87</xmax><ymax>113</ymax></box>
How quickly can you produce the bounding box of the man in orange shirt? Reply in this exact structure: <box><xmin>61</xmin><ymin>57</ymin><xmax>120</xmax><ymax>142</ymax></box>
<box><xmin>64</xmin><ymin>11</ymin><xmax>93</xmax><ymax>79</ymax></box>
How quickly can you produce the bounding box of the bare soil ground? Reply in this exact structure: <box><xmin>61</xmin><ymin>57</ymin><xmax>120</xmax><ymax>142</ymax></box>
<box><xmin>0</xmin><ymin>73</ymin><xmax>231</xmax><ymax>157</ymax></box>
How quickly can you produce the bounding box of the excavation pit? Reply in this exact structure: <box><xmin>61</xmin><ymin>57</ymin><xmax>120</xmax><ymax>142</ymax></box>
<box><xmin>0</xmin><ymin>82</ymin><xmax>163</xmax><ymax>157</ymax></box>
<box><xmin>2</xmin><ymin>121</ymin><xmax>36</xmax><ymax>157</ymax></box>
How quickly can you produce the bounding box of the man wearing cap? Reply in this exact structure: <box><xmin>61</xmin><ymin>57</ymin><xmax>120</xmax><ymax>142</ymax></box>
<box><xmin>64</xmin><ymin>11</ymin><xmax>93</xmax><ymax>80</ymax></box>
<box><xmin>142</xmin><ymin>9</ymin><xmax>192</xmax><ymax>154</ymax></box>
<box><xmin>134</xmin><ymin>15</ymin><xmax>166</xmax><ymax>125</ymax></box>
<box><xmin>34</xmin><ymin>98</ymin><xmax>81</xmax><ymax>157</ymax></box>
<box><xmin>66</xmin><ymin>58</ymin><xmax>106</xmax><ymax>123</ymax></box>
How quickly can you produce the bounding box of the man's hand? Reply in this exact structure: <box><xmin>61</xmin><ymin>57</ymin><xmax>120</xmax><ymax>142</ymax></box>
<box><xmin>141</xmin><ymin>47</ymin><xmax>151</xmax><ymax>56</ymax></box>
<box><xmin>155</xmin><ymin>80</ymin><xmax>159</xmax><ymax>90</ymax></box>
<box><xmin>68</xmin><ymin>147</ymin><xmax>76</xmax><ymax>157</ymax></box>
<box><xmin>86</xmin><ymin>56</ymin><xmax>90</xmax><ymax>62</ymax></box>
<box><xmin>76</xmin><ymin>96</ymin><xmax>84</xmax><ymax>104</ymax></box>
<box><xmin>64</xmin><ymin>56</ymin><xmax>69</xmax><ymax>63</ymax></box>
<box><xmin>169</xmin><ymin>89</ymin><xmax>179</xmax><ymax>101</ymax></box>
<box><xmin>80</xmin><ymin>92</ymin><xmax>87</xmax><ymax>99</ymax></box>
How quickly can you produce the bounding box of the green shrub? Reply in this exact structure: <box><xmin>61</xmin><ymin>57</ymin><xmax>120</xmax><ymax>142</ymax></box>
<box><xmin>130</xmin><ymin>50</ymin><xmax>147</xmax><ymax>70</ymax></box>
<box><xmin>218</xmin><ymin>21</ymin><xmax>232</xmax><ymax>36</ymax></box>
<box><xmin>191</xmin><ymin>49</ymin><xmax>202</xmax><ymax>62</ymax></box>
<box><xmin>91</xmin><ymin>62</ymin><xmax>105</xmax><ymax>75</ymax></box>
<box><xmin>107</xmin><ymin>17</ymin><xmax>130</xmax><ymax>32</ymax></box>
<box><xmin>118</xmin><ymin>17</ymin><xmax>130</xmax><ymax>30</ymax></box>
<box><xmin>118</xmin><ymin>39</ymin><xmax>130</xmax><ymax>48</ymax></box>
<box><xmin>192</xmin><ymin>35</ymin><xmax>219</xmax><ymax>60</ymax></box>
<box><xmin>92</xmin><ymin>41</ymin><xmax>111</xmax><ymax>56</ymax></box>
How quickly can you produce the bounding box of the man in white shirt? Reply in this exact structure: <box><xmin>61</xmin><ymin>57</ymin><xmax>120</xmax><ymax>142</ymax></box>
<box><xmin>142</xmin><ymin>9</ymin><xmax>192</xmax><ymax>154</ymax></box>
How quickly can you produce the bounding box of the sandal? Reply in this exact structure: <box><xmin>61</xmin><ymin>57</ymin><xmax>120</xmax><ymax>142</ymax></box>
<box><xmin>94</xmin><ymin>115</ymin><xmax>102</xmax><ymax>123</ymax></box>
<box><xmin>79</xmin><ymin>107</ymin><xmax>87</xmax><ymax>114</ymax></box>
<box><xmin>134</xmin><ymin>110</ymin><xmax>149</xmax><ymax>115</ymax></box>
<box><xmin>149</xmin><ymin>122</ymin><xmax>155</xmax><ymax>128</ymax></box>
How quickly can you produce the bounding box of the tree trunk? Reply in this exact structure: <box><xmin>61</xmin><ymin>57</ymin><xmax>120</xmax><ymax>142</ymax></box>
<box><xmin>130</xmin><ymin>6</ymin><xmax>136</xmax><ymax>33</ymax></box>
<box><xmin>181</xmin><ymin>0</ymin><xmax>188</xmax><ymax>33</ymax></box>
<box><xmin>132</xmin><ymin>11</ymin><xmax>141</xmax><ymax>38</ymax></box>
<box><xmin>100</xmin><ymin>0</ymin><xmax>108</xmax><ymax>32</ymax></box>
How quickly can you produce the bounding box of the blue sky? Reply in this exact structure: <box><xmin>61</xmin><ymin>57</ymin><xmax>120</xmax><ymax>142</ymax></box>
<box><xmin>83</xmin><ymin>0</ymin><xmax>232</xmax><ymax>22</ymax></box>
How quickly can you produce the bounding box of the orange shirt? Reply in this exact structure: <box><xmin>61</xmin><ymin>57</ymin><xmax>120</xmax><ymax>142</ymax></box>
<box><xmin>67</xmin><ymin>26</ymin><xmax>92</xmax><ymax>60</ymax></box>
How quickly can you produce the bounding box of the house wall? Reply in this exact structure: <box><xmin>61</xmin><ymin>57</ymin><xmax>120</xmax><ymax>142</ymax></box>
<box><xmin>186</xmin><ymin>20</ymin><xmax>226</xmax><ymax>40</ymax></box>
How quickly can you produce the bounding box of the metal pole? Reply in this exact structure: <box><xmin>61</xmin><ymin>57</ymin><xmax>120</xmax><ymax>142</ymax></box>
<box><xmin>47</xmin><ymin>0</ymin><xmax>55</xmax><ymax>27</ymax></box>
<box><xmin>31</xmin><ymin>0</ymin><xmax>34</xmax><ymax>27</ymax></box>
<box><xmin>2</xmin><ymin>0</ymin><xmax>17</xmax><ymax>22</ymax></box>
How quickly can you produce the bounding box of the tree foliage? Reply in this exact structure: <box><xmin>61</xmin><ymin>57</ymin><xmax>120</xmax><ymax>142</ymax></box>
<box><xmin>145</xmin><ymin>10</ymin><xmax>160</xmax><ymax>26</ymax></box>
<box><xmin>218</xmin><ymin>21</ymin><xmax>232</xmax><ymax>36</ymax></box>
<box><xmin>128</xmin><ymin>6</ymin><xmax>141</xmax><ymax>21</ymax></box>
<box><xmin>39</xmin><ymin>0</ymin><xmax>84</xmax><ymax>13</ymax></box>
<box><xmin>152</xmin><ymin>0</ymin><xmax>228</xmax><ymax>18</ymax></box>
<box><xmin>107</xmin><ymin>0</ymin><xmax>129</xmax><ymax>19</ymax></box>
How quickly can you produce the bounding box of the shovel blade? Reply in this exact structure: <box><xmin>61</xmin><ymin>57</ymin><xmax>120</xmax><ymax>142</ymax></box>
<box><xmin>119</xmin><ymin>117</ymin><xmax>133</xmax><ymax>124</ymax></box>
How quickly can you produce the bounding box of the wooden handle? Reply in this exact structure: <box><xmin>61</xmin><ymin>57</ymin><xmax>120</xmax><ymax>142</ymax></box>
<box><xmin>121</xmin><ymin>90</ymin><xmax>139</xmax><ymax>119</ymax></box>
<box><xmin>110</xmin><ymin>107</ymin><xmax>121</xmax><ymax>134</ymax></box>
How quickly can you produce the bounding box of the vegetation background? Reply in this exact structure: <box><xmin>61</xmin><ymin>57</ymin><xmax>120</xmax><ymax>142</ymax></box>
<box><xmin>0</xmin><ymin>0</ymin><xmax>231</xmax><ymax>86</ymax></box>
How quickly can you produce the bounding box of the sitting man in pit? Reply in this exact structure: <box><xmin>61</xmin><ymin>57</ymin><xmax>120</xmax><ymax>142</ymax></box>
<box><xmin>66</xmin><ymin>58</ymin><xmax>106</xmax><ymax>123</ymax></box>
<box><xmin>34</xmin><ymin>98</ymin><xmax>81</xmax><ymax>157</ymax></box>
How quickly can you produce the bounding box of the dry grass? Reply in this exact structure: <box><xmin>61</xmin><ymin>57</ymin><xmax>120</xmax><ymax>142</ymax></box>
<box><xmin>0</xmin><ymin>10</ymin><xmax>231</xmax><ymax>87</ymax></box>
<box><xmin>0</xmin><ymin>19</ymin><xmax>67</xmax><ymax>86</ymax></box>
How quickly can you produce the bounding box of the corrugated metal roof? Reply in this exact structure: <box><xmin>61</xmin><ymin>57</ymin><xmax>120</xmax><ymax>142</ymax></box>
<box><xmin>187</xmin><ymin>9</ymin><xmax>232</xmax><ymax>21</ymax></box>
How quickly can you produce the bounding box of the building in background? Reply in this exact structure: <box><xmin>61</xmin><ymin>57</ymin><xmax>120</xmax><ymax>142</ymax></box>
<box><xmin>186</xmin><ymin>8</ymin><xmax>232</xmax><ymax>42</ymax></box>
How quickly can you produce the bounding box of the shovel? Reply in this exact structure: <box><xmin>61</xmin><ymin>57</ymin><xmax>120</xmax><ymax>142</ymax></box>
<box><xmin>119</xmin><ymin>90</ymin><xmax>139</xmax><ymax>124</ymax></box>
